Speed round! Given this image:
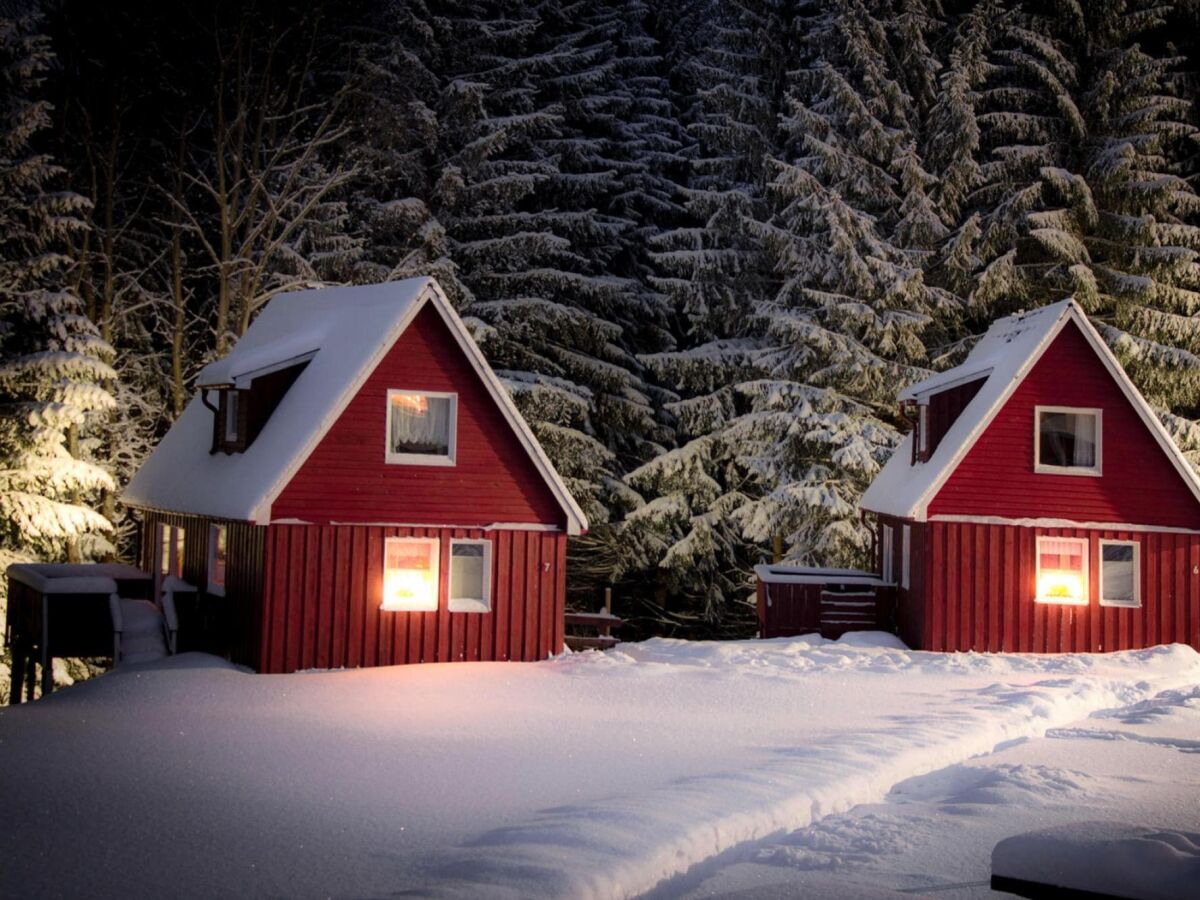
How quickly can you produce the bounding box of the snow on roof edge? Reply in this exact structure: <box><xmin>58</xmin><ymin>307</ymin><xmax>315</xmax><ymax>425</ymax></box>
<box><xmin>861</xmin><ymin>299</ymin><xmax>1200</xmax><ymax>521</ymax></box>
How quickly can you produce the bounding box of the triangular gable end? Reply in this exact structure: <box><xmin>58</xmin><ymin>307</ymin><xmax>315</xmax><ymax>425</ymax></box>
<box><xmin>905</xmin><ymin>302</ymin><xmax>1200</xmax><ymax>522</ymax></box>
<box><xmin>251</xmin><ymin>281</ymin><xmax>588</xmax><ymax>535</ymax></box>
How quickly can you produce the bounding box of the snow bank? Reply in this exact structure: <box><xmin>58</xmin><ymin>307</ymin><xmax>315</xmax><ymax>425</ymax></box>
<box><xmin>0</xmin><ymin>639</ymin><xmax>1197</xmax><ymax>899</ymax></box>
<box><xmin>992</xmin><ymin>823</ymin><xmax>1200</xmax><ymax>899</ymax></box>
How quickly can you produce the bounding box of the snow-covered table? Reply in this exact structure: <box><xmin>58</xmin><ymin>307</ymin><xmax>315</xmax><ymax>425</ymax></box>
<box><xmin>5</xmin><ymin>563</ymin><xmax>154</xmax><ymax>702</ymax></box>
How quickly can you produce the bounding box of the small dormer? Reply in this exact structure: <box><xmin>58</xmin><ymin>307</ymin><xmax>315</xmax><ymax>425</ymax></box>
<box><xmin>197</xmin><ymin>350</ymin><xmax>315</xmax><ymax>455</ymax></box>
<box><xmin>907</xmin><ymin>374</ymin><xmax>988</xmax><ymax>464</ymax></box>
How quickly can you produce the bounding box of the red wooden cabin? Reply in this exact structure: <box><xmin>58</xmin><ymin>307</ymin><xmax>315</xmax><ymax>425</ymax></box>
<box><xmin>860</xmin><ymin>299</ymin><xmax>1200</xmax><ymax>653</ymax></box>
<box><xmin>122</xmin><ymin>278</ymin><xmax>587</xmax><ymax>673</ymax></box>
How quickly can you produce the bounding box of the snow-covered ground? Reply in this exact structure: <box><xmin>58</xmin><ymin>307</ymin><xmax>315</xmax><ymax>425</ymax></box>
<box><xmin>0</xmin><ymin>636</ymin><xmax>1197</xmax><ymax>899</ymax></box>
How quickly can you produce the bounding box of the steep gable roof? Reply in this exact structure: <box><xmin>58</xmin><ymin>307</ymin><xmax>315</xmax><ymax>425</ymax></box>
<box><xmin>123</xmin><ymin>278</ymin><xmax>588</xmax><ymax>534</ymax></box>
<box><xmin>860</xmin><ymin>299</ymin><xmax>1200</xmax><ymax>521</ymax></box>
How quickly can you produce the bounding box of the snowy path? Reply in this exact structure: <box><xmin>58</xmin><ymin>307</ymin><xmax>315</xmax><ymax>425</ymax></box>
<box><xmin>0</xmin><ymin>637</ymin><xmax>1197</xmax><ymax>898</ymax></box>
<box><xmin>679</xmin><ymin>684</ymin><xmax>1200</xmax><ymax>898</ymax></box>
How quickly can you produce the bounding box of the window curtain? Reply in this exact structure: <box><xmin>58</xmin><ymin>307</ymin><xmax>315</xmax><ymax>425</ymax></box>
<box><xmin>390</xmin><ymin>396</ymin><xmax>450</xmax><ymax>453</ymax></box>
<box><xmin>1040</xmin><ymin>538</ymin><xmax>1084</xmax><ymax>573</ymax></box>
<box><xmin>1071</xmin><ymin>414</ymin><xmax>1096</xmax><ymax>466</ymax></box>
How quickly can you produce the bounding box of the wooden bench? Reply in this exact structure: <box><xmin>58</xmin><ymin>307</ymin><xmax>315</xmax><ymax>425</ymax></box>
<box><xmin>564</xmin><ymin>588</ymin><xmax>623</xmax><ymax>651</ymax></box>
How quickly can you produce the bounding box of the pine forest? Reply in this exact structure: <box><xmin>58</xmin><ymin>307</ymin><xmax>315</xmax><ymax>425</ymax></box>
<box><xmin>3</xmin><ymin>0</ymin><xmax>1200</xmax><ymax>650</ymax></box>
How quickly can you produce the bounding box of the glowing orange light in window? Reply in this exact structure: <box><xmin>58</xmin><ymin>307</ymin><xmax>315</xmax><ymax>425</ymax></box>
<box><xmin>391</xmin><ymin>393</ymin><xmax>429</xmax><ymax>415</ymax></box>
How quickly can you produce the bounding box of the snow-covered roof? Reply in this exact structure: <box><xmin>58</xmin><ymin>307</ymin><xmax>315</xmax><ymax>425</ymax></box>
<box><xmin>861</xmin><ymin>299</ymin><xmax>1200</xmax><ymax>521</ymax></box>
<box><xmin>754</xmin><ymin>565</ymin><xmax>882</xmax><ymax>586</ymax></box>
<box><xmin>123</xmin><ymin>278</ymin><xmax>588</xmax><ymax>534</ymax></box>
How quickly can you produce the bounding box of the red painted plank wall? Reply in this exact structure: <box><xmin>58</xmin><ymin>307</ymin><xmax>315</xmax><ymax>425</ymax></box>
<box><xmin>259</xmin><ymin>524</ymin><xmax>567</xmax><ymax>673</ymax></box>
<box><xmin>272</xmin><ymin>304</ymin><xmax>566</xmax><ymax>527</ymax></box>
<box><xmin>930</xmin><ymin>322</ymin><xmax>1200</xmax><ymax>528</ymax></box>
<box><xmin>922</xmin><ymin>522</ymin><xmax>1200</xmax><ymax>652</ymax></box>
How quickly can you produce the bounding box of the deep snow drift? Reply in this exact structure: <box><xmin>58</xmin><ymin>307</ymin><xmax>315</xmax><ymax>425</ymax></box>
<box><xmin>0</xmin><ymin>635</ymin><xmax>1198</xmax><ymax>898</ymax></box>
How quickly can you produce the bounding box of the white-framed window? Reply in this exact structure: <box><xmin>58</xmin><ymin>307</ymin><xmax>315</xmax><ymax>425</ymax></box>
<box><xmin>1035</xmin><ymin>536</ymin><xmax>1088</xmax><ymax>605</ymax></box>
<box><xmin>157</xmin><ymin>522</ymin><xmax>185</xmax><ymax>579</ymax></box>
<box><xmin>208</xmin><ymin>524</ymin><xmax>228</xmax><ymax>596</ymax></box>
<box><xmin>224</xmin><ymin>390</ymin><xmax>240</xmax><ymax>442</ymax></box>
<box><xmin>917</xmin><ymin>404</ymin><xmax>929</xmax><ymax>460</ymax></box>
<box><xmin>449</xmin><ymin>539</ymin><xmax>492</xmax><ymax>613</ymax></box>
<box><xmin>900</xmin><ymin>524</ymin><xmax>911</xmax><ymax>590</ymax></box>
<box><xmin>385</xmin><ymin>390</ymin><xmax>457</xmax><ymax>466</ymax></box>
<box><xmin>382</xmin><ymin>536</ymin><xmax>440</xmax><ymax>611</ymax></box>
<box><xmin>1035</xmin><ymin>406</ymin><xmax>1101</xmax><ymax>476</ymax></box>
<box><xmin>1099</xmin><ymin>540</ymin><xmax>1140</xmax><ymax>608</ymax></box>
<box><xmin>881</xmin><ymin>524</ymin><xmax>894</xmax><ymax>583</ymax></box>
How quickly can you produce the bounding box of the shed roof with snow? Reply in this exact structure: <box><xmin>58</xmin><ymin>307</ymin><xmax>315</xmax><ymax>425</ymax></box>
<box><xmin>860</xmin><ymin>299</ymin><xmax>1200</xmax><ymax>523</ymax></box>
<box><xmin>123</xmin><ymin>278</ymin><xmax>588</xmax><ymax>534</ymax></box>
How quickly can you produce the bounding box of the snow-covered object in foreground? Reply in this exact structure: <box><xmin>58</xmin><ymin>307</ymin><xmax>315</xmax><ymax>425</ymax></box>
<box><xmin>992</xmin><ymin>823</ymin><xmax>1200</xmax><ymax>900</ymax></box>
<box><xmin>1</xmin><ymin>638</ymin><xmax>1197</xmax><ymax>898</ymax></box>
<box><xmin>855</xmin><ymin>298</ymin><xmax>1200</xmax><ymax>654</ymax></box>
<box><xmin>121</xmin><ymin>277</ymin><xmax>587</xmax><ymax>674</ymax></box>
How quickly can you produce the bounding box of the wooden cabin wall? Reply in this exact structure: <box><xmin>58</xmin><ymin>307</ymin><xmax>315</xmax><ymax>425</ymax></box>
<box><xmin>259</xmin><ymin>524</ymin><xmax>567</xmax><ymax>674</ymax></box>
<box><xmin>875</xmin><ymin>515</ymin><xmax>925</xmax><ymax>648</ymax></box>
<box><xmin>924</xmin><ymin>521</ymin><xmax>1200</xmax><ymax>653</ymax></box>
<box><xmin>138</xmin><ymin>511</ymin><xmax>266</xmax><ymax>668</ymax></box>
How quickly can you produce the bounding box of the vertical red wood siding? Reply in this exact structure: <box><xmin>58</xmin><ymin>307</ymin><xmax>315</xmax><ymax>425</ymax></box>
<box><xmin>271</xmin><ymin>304</ymin><xmax>565</xmax><ymax>527</ymax></box>
<box><xmin>919</xmin><ymin>521</ymin><xmax>1200</xmax><ymax>652</ymax></box>
<box><xmin>930</xmin><ymin>322</ymin><xmax>1200</xmax><ymax>528</ymax></box>
<box><xmin>259</xmin><ymin>524</ymin><xmax>567</xmax><ymax>674</ymax></box>
<box><xmin>926</xmin><ymin>378</ymin><xmax>986</xmax><ymax>457</ymax></box>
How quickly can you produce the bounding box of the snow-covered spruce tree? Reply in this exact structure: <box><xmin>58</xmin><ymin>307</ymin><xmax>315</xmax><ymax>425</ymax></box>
<box><xmin>350</xmin><ymin>0</ymin><xmax>666</xmax><ymax>536</ymax></box>
<box><xmin>0</xmin><ymin>16</ymin><xmax>116</xmax><ymax>574</ymax></box>
<box><xmin>738</xmin><ymin>0</ymin><xmax>953</xmax><ymax>565</ymax></box>
<box><xmin>0</xmin><ymin>15</ymin><xmax>117</xmax><ymax>700</ymax></box>
<box><xmin>970</xmin><ymin>0</ymin><xmax>1200</xmax><ymax>457</ymax></box>
<box><xmin>621</xmin><ymin>1</ymin><xmax>795</xmax><ymax>630</ymax></box>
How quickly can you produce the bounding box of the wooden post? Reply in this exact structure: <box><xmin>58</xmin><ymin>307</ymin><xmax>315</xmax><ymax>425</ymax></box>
<box><xmin>604</xmin><ymin>586</ymin><xmax>612</xmax><ymax>616</ymax></box>
<box><xmin>772</xmin><ymin>534</ymin><xmax>783</xmax><ymax>563</ymax></box>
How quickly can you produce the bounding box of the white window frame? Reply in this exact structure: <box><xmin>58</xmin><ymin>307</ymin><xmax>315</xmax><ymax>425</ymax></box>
<box><xmin>1034</xmin><ymin>405</ymin><xmax>1102</xmax><ymax>477</ymax></box>
<box><xmin>900</xmin><ymin>524</ymin><xmax>911</xmax><ymax>590</ymax></box>
<box><xmin>1099</xmin><ymin>539</ymin><xmax>1141</xmax><ymax>608</ymax></box>
<box><xmin>381</xmin><ymin>536</ymin><xmax>440</xmax><ymax>612</ymax></box>
<box><xmin>881</xmin><ymin>524</ymin><xmax>894</xmax><ymax>584</ymax></box>
<box><xmin>448</xmin><ymin>539</ymin><xmax>493</xmax><ymax>614</ymax></box>
<box><xmin>207</xmin><ymin>523</ymin><xmax>228</xmax><ymax>596</ymax></box>
<box><xmin>1034</xmin><ymin>535</ymin><xmax>1089</xmax><ymax>605</ymax></box>
<box><xmin>384</xmin><ymin>389</ymin><xmax>458</xmax><ymax>467</ymax></box>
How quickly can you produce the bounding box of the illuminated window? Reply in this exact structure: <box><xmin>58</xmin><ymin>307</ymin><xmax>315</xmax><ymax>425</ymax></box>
<box><xmin>1035</xmin><ymin>406</ymin><xmax>1101</xmax><ymax>475</ymax></box>
<box><xmin>1100</xmin><ymin>541</ymin><xmax>1139</xmax><ymax>608</ymax></box>
<box><xmin>382</xmin><ymin>537</ymin><xmax>440</xmax><ymax>611</ymax></box>
<box><xmin>1036</xmin><ymin>536</ymin><xmax>1088</xmax><ymax>605</ymax></box>
<box><xmin>449</xmin><ymin>540</ymin><xmax>492</xmax><ymax>613</ymax></box>
<box><xmin>385</xmin><ymin>390</ymin><xmax>456</xmax><ymax>465</ymax></box>
<box><xmin>208</xmin><ymin>524</ymin><xmax>227</xmax><ymax>596</ymax></box>
<box><xmin>158</xmin><ymin>523</ymin><xmax>185</xmax><ymax>579</ymax></box>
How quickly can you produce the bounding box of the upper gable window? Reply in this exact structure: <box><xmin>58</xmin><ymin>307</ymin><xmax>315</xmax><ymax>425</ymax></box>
<box><xmin>1035</xmin><ymin>406</ymin><xmax>1101</xmax><ymax>476</ymax></box>
<box><xmin>386</xmin><ymin>390</ymin><xmax>457</xmax><ymax>465</ymax></box>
